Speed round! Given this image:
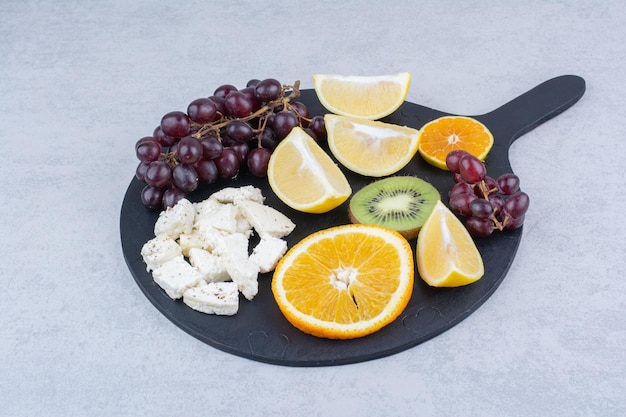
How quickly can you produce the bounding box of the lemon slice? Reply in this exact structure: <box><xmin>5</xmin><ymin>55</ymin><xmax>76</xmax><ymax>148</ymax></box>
<box><xmin>272</xmin><ymin>224</ymin><xmax>414</xmax><ymax>339</ymax></box>
<box><xmin>416</xmin><ymin>200</ymin><xmax>484</xmax><ymax>287</ymax></box>
<box><xmin>325</xmin><ymin>114</ymin><xmax>420</xmax><ymax>177</ymax></box>
<box><xmin>313</xmin><ymin>72</ymin><xmax>411</xmax><ymax>120</ymax></box>
<box><xmin>267</xmin><ymin>127</ymin><xmax>351</xmax><ymax>214</ymax></box>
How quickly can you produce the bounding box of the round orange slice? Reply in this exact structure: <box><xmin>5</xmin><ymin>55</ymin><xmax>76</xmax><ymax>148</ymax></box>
<box><xmin>312</xmin><ymin>72</ymin><xmax>411</xmax><ymax>120</ymax></box>
<box><xmin>418</xmin><ymin>116</ymin><xmax>494</xmax><ymax>170</ymax></box>
<box><xmin>267</xmin><ymin>127</ymin><xmax>352</xmax><ymax>214</ymax></box>
<box><xmin>325</xmin><ymin>114</ymin><xmax>421</xmax><ymax>177</ymax></box>
<box><xmin>272</xmin><ymin>224</ymin><xmax>414</xmax><ymax>339</ymax></box>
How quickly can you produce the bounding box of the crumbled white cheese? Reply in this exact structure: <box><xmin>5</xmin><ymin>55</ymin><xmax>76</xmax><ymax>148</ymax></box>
<box><xmin>188</xmin><ymin>247</ymin><xmax>230</xmax><ymax>283</ymax></box>
<box><xmin>236</xmin><ymin>199</ymin><xmax>296</xmax><ymax>238</ymax></box>
<box><xmin>183</xmin><ymin>281</ymin><xmax>239</xmax><ymax>316</ymax></box>
<box><xmin>152</xmin><ymin>256</ymin><xmax>204</xmax><ymax>300</ymax></box>
<box><xmin>141</xmin><ymin>235</ymin><xmax>182</xmax><ymax>272</ymax></box>
<box><xmin>195</xmin><ymin>202</ymin><xmax>240</xmax><ymax>234</ymax></box>
<box><xmin>227</xmin><ymin>259</ymin><xmax>260</xmax><ymax>301</ymax></box>
<box><xmin>154</xmin><ymin>198</ymin><xmax>196</xmax><ymax>239</ymax></box>
<box><xmin>249</xmin><ymin>234</ymin><xmax>288</xmax><ymax>273</ymax></box>
<box><xmin>141</xmin><ymin>186</ymin><xmax>294</xmax><ymax>315</ymax></box>
<box><xmin>209</xmin><ymin>185</ymin><xmax>264</xmax><ymax>205</ymax></box>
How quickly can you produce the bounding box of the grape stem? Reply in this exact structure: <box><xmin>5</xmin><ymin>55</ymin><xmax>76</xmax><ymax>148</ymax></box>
<box><xmin>476</xmin><ymin>179</ymin><xmax>510</xmax><ymax>231</ymax></box>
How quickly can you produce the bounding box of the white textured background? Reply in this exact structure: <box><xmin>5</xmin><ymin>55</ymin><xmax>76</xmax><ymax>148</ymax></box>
<box><xmin>1</xmin><ymin>1</ymin><xmax>624</xmax><ymax>416</ymax></box>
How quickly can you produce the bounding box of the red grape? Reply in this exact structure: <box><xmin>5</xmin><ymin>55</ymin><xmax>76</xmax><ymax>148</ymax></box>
<box><xmin>176</xmin><ymin>136</ymin><xmax>203</xmax><ymax>165</ymax></box>
<box><xmin>214</xmin><ymin>148</ymin><xmax>240</xmax><ymax>179</ymax></box>
<box><xmin>449</xmin><ymin>193</ymin><xmax>477</xmax><ymax>216</ymax></box>
<box><xmin>224</xmin><ymin>91</ymin><xmax>253</xmax><ymax>118</ymax></box>
<box><xmin>172</xmin><ymin>164</ymin><xmax>199</xmax><ymax>193</ymax></box>
<box><xmin>247</xmin><ymin>148</ymin><xmax>271</xmax><ymax>177</ymax></box>
<box><xmin>497</xmin><ymin>173</ymin><xmax>520</xmax><ymax>195</ymax></box>
<box><xmin>254</xmin><ymin>78</ymin><xmax>282</xmax><ymax>102</ymax></box>
<box><xmin>187</xmin><ymin>98</ymin><xmax>218</xmax><ymax>124</ymax></box>
<box><xmin>213</xmin><ymin>84</ymin><xmax>237</xmax><ymax>99</ymax></box>
<box><xmin>273</xmin><ymin>110</ymin><xmax>299</xmax><ymax>140</ymax></box>
<box><xmin>161</xmin><ymin>111</ymin><xmax>190</xmax><ymax>138</ymax></box>
<box><xmin>503</xmin><ymin>191</ymin><xmax>530</xmax><ymax>218</ymax></box>
<box><xmin>469</xmin><ymin>198</ymin><xmax>494</xmax><ymax>219</ymax></box>
<box><xmin>135</xmin><ymin>137</ymin><xmax>161</xmax><ymax>162</ymax></box>
<box><xmin>458</xmin><ymin>154</ymin><xmax>486</xmax><ymax>183</ymax></box>
<box><xmin>466</xmin><ymin>217</ymin><xmax>494</xmax><ymax>237</ymax></box>
<box><xmin>144</xmin><ymin>160</ymin><xmax>172</xmax><ymax>188</ymax></box>
<box><xmin>141</xmin><ymin>185</ymin><xmax>164</xmax><ymax>210</ymax></box>
<box><xmin>445</xmin><ymin>150</ymin><xmax>469</xmax><ymax>173</ymax></box>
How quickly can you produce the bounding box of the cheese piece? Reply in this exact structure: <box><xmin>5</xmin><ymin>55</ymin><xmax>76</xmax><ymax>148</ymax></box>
<box><xmin>215</xmin><ymin>232</ymin><xmax>249</xmax><ymax>261</ymax></box>
<box><xmin>183</xmin><ymin>281</ymin><xmax>239</xmax><ymax>316</ymax></box>
<box><xmin>195</xmin><ymin>224</ymin><xmax>228</xmax><ymax>253</ymax></box>
<box><xmin>178</xmin><ymin>230</ymin><xmax>208</xmax><ymax>257</ymax></box>
<box><xmin>152</xmin><ymin>256</ymin><xmax>204</xmax><ymax>300</ymax></box>
<box><xmin>209</xmin><ymin>185</ymin><xmax>264</xmax><ymax>205</ymax></box>
<box><xmin>227</xmin><ymin>259</ymin><xmax>260</xmax><ymax>300</ymax></box>
<box><xmin>195</xmin><ymin>202</ymin><xmax>240</xmax><ymax>234</ymax></box>
<box><xmin>237</xmin><ymin>199</ymin><xmax>295</xmax><ymax>238</ymax></box>
<box><xmin>188</xmin><ymin>248</ymin><xmax>230</xmax><ymax>282</ymax></box>
<box><xmin>141</xmin><ymin>235</ymin><xmax>182</xmax><ymax>272</ymax></box>
<box><xmin>154</xmin><ymin>198</ymin><xmax>195</xmax><ymax>239</ymax></box>
<box><xmin>249</xmin><ymin>234</ymin><xmax>288</xmax><ymax>273</ymax></box>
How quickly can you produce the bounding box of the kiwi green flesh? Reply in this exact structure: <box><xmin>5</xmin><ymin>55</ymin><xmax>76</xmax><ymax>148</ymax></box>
<box><xmin>348</xmin><ymin>176</ymin><xmax>440</xmax><ymax>240</ymax></box>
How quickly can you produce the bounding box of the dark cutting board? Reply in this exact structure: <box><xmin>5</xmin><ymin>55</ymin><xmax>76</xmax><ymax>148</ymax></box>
<box><xmin>120</xmin><ymin>75</ymin><xmax>585</xmax><ymax>366</ymax></box>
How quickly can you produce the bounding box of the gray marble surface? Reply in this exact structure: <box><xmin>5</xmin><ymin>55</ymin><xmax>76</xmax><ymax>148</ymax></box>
<box><xmin>1</xmin><ymin>1</ymin><xmax>624</xmax><ymax>416</ymax></box>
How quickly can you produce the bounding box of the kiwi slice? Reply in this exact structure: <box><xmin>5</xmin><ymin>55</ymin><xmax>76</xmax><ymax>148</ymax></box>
<box><xmin>348</xmin><ymin>176</ymin><xmax>440</xmax><ymax>240</ymax></box>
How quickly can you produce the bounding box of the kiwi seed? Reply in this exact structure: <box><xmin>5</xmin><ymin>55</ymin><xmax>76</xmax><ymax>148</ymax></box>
<box><xmin>348</xmin><ymin>176</ymin><xmax>440</xmax><ymax>240</ymax></box>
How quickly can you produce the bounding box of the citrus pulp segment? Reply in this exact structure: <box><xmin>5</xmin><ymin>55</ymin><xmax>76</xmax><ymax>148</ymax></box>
<box><xmin>416</xmin><ymin>200</ymin><xmax>484</xmax><ymax>287</ymax></box>
<box><xmin>418</xmin><ymin>116</ymin><xmax>494</xmax><ymax>170</ymax></box>
<box><xmin>325</xmin><ymin>114</ymin><xmax>421</xmax><ymax>177</ymax></box>
<box><xmin>312</xmin><ymin>72</ymin><xmax>411</xmax><ymax>120</ymax></box>
<box><xmin>267</xmin><ymin>127</ymin><xmax>351</xmax><ymax>214</ymax></box>
<box><xmin>271</xmin><ymin>224</ymin><xmax>414</xmax><ymax>339</ymax></box>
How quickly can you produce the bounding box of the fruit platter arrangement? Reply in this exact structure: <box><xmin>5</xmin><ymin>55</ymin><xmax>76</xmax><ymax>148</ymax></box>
<box><xmin>120</xmin><ymin>73</ymin><xmax>585</xmax><ymax>366</ymax></box>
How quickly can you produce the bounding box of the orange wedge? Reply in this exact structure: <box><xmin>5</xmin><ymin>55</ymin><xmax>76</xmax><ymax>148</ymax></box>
<box><xmin>267</xmin><ymin>127</ymin><xmax>351</xmax><ymax>214</ymax></box>
<box><xmin>272</xmin><ymin>224</ymin><xmax>414</xmax><ymax>339</ymax></box>
<box><xmin>325</xmin><ymin>114</ymin><xmax>421</xmax><ymax>177</ymax></box>
<box><xmin>418</xmin><ymin>116</ymin><xmax>494</xmax><ymax>170</ymax></box>
<box><xmin>416</xmin><ymin>200</ymin><xmax>484</xmax><ymax>287</ymax></box>
<box><xmin>312</xmin><ymin>72</ymin><xmax>411</xmax><ymax>120</ymax></box>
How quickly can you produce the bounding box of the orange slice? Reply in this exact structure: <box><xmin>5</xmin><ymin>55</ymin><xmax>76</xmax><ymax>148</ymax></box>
<box><xmin>312</xmin><ymin>72</ymin><xmax>411</xmax><ymax>120</ymax></box>
<box><xmin>416</xmin><ymin>200</ymin><xmax>484</xmax><ymax>287</ymax></box>
<box><xmin>267</xmin><ymin>127</ymin><xmax>351</xmax><ymax>214</ymax></box>
<box><xmin>324</xmin><ymin>114</ymin><xmax>421</xmax><ymax>177</ymax></box>
<box><xmin>272</xmin><ymin>224</ymin><xmax>414</xmax><ymax>339</ymax></box>
<box><xmin>418</xmin><ymin>116</ymin><xmax>494</xmax><ymax>170</ymax></box>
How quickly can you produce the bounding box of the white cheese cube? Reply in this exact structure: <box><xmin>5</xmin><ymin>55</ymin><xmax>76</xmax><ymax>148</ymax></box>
<box><xmin>193</xmin><ymin>198</ymin><xmax>221</xmax><ymax>218</ymax></box>
<box><xmin>195</xmin><ymin>224</ymin><xmax>228</xmax><ymax>253</ymax></box>
<box><xmin>152</xmin><ymin>256</ymin><xmax>204</xmax><ymax>300</ymax></box>
<box><xmin>195</xmin><ymin>202</ymin><xmax>240</xmax><ymax>234</ymax></box>
<box><xmin>154</xmin><ymin>198</ymin><xmax>195</xmax><ymax>239</ymax></box>
<box><xmin>141</xmin><ymin>235</ymin><xmax>182</xmax><ymax>272</ymax></box>
<box><xmin>183</xmin><ymin>281</ymin><xmax>239</xmax><ymax>316</ymax></box>
<box><xmin>216</xmin><ymin>232</ymin><xmax>250</xmax><ymax>261</ymax></box>
<box><xmin>227</xmin><ymin>259</ymin><xmax>260</xmax><ymax>300</ymax></box>
<box><xmin>178</xmin><ymin>230</ymin><xmax>208</xmax><ymax>257</ymax></box>
<box><xmin>188</xmin><ymin>248</ymin><xmax>230</xmax><ymax>282</ymax></box>
<box><xmin>249</xmin><ymin>234</ymin><xmax>288</xmax><ymax>273</ymax></box>
<box><xmin>210</xmin><ymin>185</ymin><xmax>264</xmax><ymax>205</ymax></box>
<box><xmin>237</xmin><ymin>199</ymin><xmax>295</xmax><ymax>238</ymax></box>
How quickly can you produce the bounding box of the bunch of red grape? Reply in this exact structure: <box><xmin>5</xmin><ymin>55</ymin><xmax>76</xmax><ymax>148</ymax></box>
<box><xmin>134</xmin><ymin>78</ymin><xmax>327</xmax><ymax>210</ymax></box>
<box><xmin>445</xmin><ymin>150</ymin><xmax>530</xmax><ymax>237</ymax></box>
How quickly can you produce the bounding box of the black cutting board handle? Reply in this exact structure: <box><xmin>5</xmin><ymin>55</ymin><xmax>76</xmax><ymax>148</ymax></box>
<box><xmin>478</xmin><ymin>75</ymin><xmax>586</xmax><ymax>148</ymax></box>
